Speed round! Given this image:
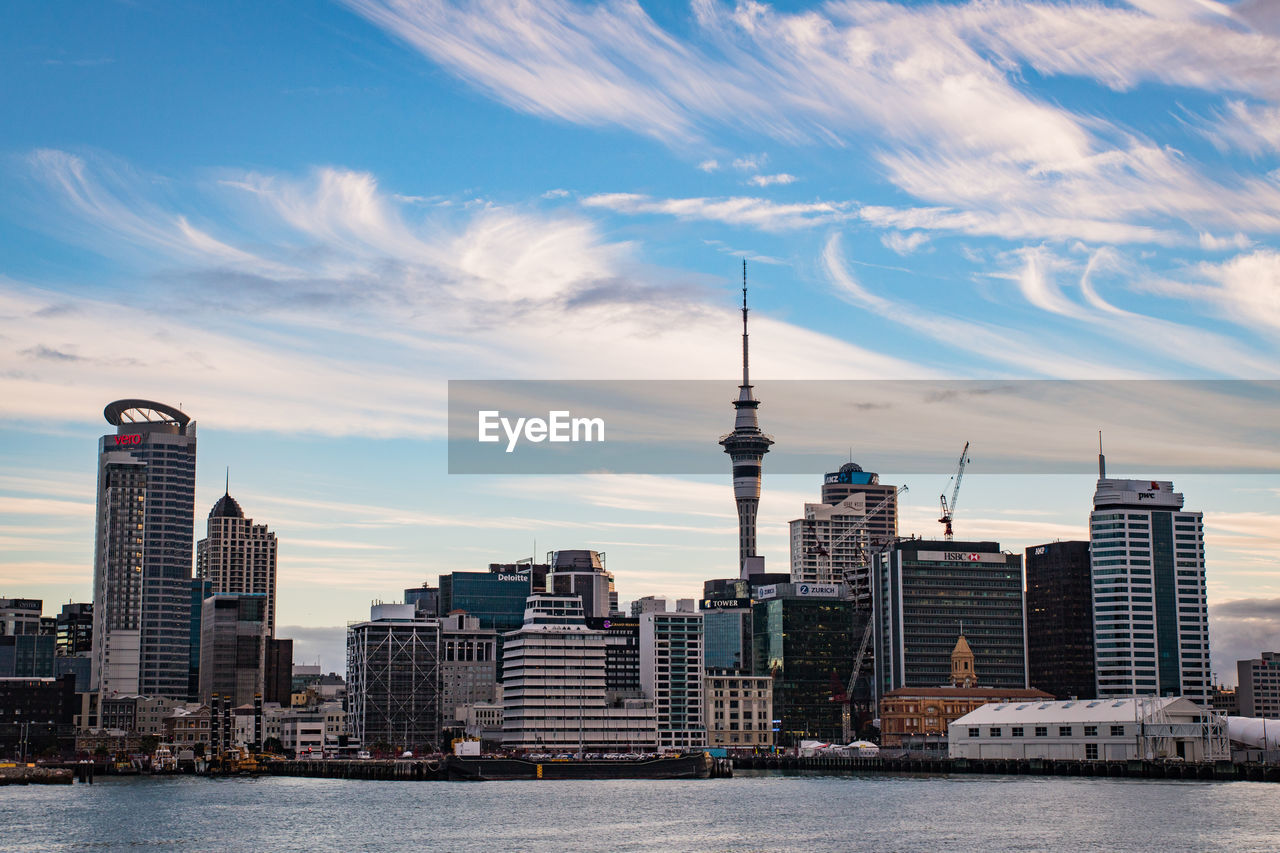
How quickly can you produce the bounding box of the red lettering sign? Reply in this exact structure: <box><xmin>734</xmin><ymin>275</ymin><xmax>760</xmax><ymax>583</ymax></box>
<box><xmin>114</xmin><ymin>434</ymin><xmax>142</xmax><ymax>446</ymax></box>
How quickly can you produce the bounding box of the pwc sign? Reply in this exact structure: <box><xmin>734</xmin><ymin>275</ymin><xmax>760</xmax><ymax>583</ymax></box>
<box><xmin>114</xmin><ymin>434</ymin><xmax>143</xmax><ymax>446</ymax></box>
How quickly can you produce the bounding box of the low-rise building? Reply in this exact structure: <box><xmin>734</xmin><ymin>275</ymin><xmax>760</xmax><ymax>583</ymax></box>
<box><xmin>948</xmin><ymin>696</ymin><xmax>1227</xmax><ymax>761</ymax></box>
<box><xmin>880</xmin><ymin>686</ymin><xmax>1053</xmax><ymax>748</ymax></box>
<box><xmin>1237</xmin><ymin>652</ymin><xmax>1280</xmax><ymax>718</ymax></box>
<box><xmin>879</xmin><ymin>633</ymin><xmax>1052</xmax><ymax>747</ymax></box>
<box><xmin>165</xmin><ymin>705</ymin><xmax>212</xmax><ymax>752</ymax></box>
<box><xmin>704</xmin><ymin>669</ymin><xmax>772</xmax><ymax>749</ymax></box>
<box><xmin>1210</xmin><ymin>685</ymin><xmax>1239</xmax><ymax>717</ymax></box>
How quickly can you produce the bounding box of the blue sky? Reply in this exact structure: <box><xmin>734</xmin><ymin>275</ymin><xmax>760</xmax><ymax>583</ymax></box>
<box><xmin>3</xmin><ymin>0</ymin><xmax>1280</xmax><ymax>675</ymax></box>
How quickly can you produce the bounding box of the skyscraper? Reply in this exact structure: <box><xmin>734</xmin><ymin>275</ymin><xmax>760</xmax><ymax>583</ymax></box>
<box><xmin>752</xmin><ymin>584</ymin><xmax>859</xmax><ymax>745</ymax></box>
<box><xmin>91</xmin><ymin>400</ymin><xmax>197</xmax><ymax>698</ymax></box>
<box><xmin>1025</xmin><ymin>540</ymin><xmax>1095</xmax><ymax>699</ymax></box>
<box><xmin>874</xmin><ymin>540</ymin><xmax>1028</xmax><ymax>697</ymax></box>
<box><xmin>720</xmin><ymin>262</ymin><xmax>773</xmax><ymax>578</ymax></box>
<box><xmin>1090</xmin><ymin>472</ymin><xmax>1210</xmax><ymax>703</ymax></box>
<box><xmin>196</xmin><ymin>490</ymin><xmax>279</xmax><ymax>638</ymax></box>
<box><xmin>198</xmin><ymin>593</ymin><xmax>266</xmax><ymax>707</ymax></box>
<box><xmin>790</xmin><ymin>462</ymin><xmax>899</xmax><ymax>602</ymax></box>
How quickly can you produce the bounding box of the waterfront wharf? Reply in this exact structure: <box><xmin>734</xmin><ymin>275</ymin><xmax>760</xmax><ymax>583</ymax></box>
<box><xmin>730</xmin><ymin>754</ymin><xmax>1280</xmax><ymax>782</ymax></box>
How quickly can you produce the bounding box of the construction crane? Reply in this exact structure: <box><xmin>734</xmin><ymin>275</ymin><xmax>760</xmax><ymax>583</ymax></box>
<box><xmin>810</xmin><ymin>485</ymin><xmax>907</xmax><ymax>742</ymax></box>
<box><xmin>937</xmin><ymin>441</ymin><xmax>970</xmax><ymax>541</ymax></box>
<box><xmin>807</xmin><ymin>486</ymin><xmax>907</xmax><ymax>588</ymax></box>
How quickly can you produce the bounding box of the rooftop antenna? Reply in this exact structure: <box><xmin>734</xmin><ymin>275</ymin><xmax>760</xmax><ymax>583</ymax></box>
<box><xmin>225</xmin><ymin>466</ymin><xmax>230</xmax><ymax>495</ymax></box>
<box><xmin>1098</xmin><ymin>430</ymin><xmax>1106</xmax><ymax>479</ymax></box>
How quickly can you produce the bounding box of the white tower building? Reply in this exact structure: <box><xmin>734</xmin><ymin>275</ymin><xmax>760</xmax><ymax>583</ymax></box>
<box><xmin>641</xmin><ymin>610</ymin><xmax>707</xmax><ymax>751</ymax></box>
<box><xmin>1091</xmin><ymin>465</ymin><xmax>1210</xmax><ymax>704</ymax></box>
<box><xmin>501</xmin><ymin>596</ymin><xmax>657</xmax><ymax>752</ymax></box>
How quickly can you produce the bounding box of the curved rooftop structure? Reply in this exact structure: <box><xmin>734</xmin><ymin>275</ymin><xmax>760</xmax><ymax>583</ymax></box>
<box><xmin>210</xmin><ymin>493</ymin><xmax>244</xmax><ymax>519</ymax></box>
<box><xmin>838</xmin><ymin>462</ymin><xmax>863</xmax><ymax>474</ymax></box>
<box><xmin>104</xmin><ymin>399</ymin><xmax>191</xmax><ymax>427</ymax></box>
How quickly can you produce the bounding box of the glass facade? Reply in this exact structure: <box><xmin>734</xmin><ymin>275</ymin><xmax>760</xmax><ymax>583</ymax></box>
<box><xmin>439</xmin><ymin>572</ymin><xmax>532</xmax><ymax>680</ymax></box>
<box><xmin>1026</xmin><ymin>541</ymin><xmax>1095</xmax><ymax>699</ymax></box>
<box><xmin>703</xmin><ymin>609</ymin><xmax>750</xmax><ymax>672</ymax></box>
<box><xmin>752</xmin><ymin>596</ymin><xmax>856</xmax><ymax>745</ymax></box>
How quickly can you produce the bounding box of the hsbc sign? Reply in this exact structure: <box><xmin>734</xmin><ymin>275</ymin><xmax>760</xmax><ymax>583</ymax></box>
<box><xmin>917</xmin><ymin>550</ymin><xmax>1008</xmax><ymax>564</ymax></box>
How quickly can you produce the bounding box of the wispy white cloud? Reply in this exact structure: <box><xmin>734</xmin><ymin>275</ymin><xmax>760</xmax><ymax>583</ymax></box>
<box><xmin>821</xmin><ymin>234</ymin><xmax>1139</xmax><ymax>378</ymax></box>
<box><xmin>582</xmin><ymin>192</ymin><xmax>852</xmax><ymax>230</ymax></box>
<box><xmin>6</xmin><ymin>152</ymin><xmax>934</xmax><ymax>439</ymax></box>
<box><xmin>697</xmin><ymin>159</ymin><xmax>720</xmax><ymax>172</ymax></box>
<box><xmin>345</xmin><ymin>0</ymin><xmax>1280</xmax><ymax>245</ymax></box>
<box><xmin>748</xmin><ymin>172</ymin><xmax>795</xmax><ymax>187</ymax></box>
<box><xmin>880</xmin><ymin>230</ymin><xmax>929</xmax><ymax>255</ymax></box>
<box><xmin>731</xmin><ymin>154</ymin><xmax>767</xmax><ymax>171</ymax></box>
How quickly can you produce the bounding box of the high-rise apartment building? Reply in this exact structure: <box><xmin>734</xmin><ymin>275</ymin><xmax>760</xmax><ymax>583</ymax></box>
<box><xmin>1235</xmin><ymin>653</ymin><xmax>1280</xmax><ymax>718</ymax></box>
<box><xmin>1025</xmin><ymin>541</ymin><xmax>1095</xmax><ymax>699</ymax></box>
<box><xmin>790</xmin><ymin>462</ymin><xmax>899</xmax><ymax>602</ymax></box>
<box><xmin>502</xmin><ymin>596</ymin><xmax>657</xmax><ymax>752</ymax></box>
<box><xmin>641</xmin><ymin>610</ymin><xmax>707</xmax><ymax>751</ymax></box>
<box><xmin>874</xmin><ymin>540</ymin><xmax>1027</xmax><ymax>697</ymax></box>
<box><xmin>196</xmin><ymin>492</ymin><xmax>278</xmax><ymax>638</ymax></box>
<box><xmin>91</xmin><ymin>400</ymin><xmax>197</xmax><ymax>699</ymax></box>
<box><xmin>1090</xmin><ymin>476</ymin><xmax>1210</xmax><ymax>704</ymax></box>
<box><xmin>347</xmin><ymin>604</ymin><xmax>442</xmax><ymax>754</ymax></box>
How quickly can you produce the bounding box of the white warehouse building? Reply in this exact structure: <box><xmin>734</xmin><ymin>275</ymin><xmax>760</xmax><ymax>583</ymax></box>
<box><xmin>948</xmin><ymin>697</ymin><xmax>1227</xmax><ymax>762</ymax></box>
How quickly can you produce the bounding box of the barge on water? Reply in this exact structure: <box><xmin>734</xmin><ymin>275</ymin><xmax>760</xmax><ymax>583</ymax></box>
<box><xmin>257</xmin><ymin>752</ymin><xmax>730</xmax><ymax>781</ymax></box>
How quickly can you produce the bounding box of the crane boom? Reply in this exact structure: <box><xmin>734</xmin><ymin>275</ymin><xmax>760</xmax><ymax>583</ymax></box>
<box><xmin>938</xmin><ymin>441</ymin><xmax>970</xmax><ymax>541</ymax></box>
<box><xmin>809</xmin><ymin>486</ymin><xmax>908</xmax><ymax>582</ymax></box>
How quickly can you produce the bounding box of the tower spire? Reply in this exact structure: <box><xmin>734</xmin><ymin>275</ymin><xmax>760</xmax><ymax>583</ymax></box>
<box><xmin>225</xmin><ymin>466</ymin><xmax>230</xmax><ymax>496</ymax></box>
<box><xmin>742</xmin><ymin>259</ymin><xmax>749</xmax><ymax>389</ymax></box>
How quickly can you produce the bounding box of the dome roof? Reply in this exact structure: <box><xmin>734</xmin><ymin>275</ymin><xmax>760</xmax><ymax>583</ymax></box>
<box><xmin>838</xmin><ymin>462</ymin><xmax>863</xmax><ymax>473</ymax></box>
<box><xmin>210</xmin><ymin>493</ymin><xmax>244</xmax><ymax>519</ymax></box>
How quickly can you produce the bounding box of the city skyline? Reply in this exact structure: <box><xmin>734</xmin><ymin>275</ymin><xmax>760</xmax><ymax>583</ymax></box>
<box><xmin>3</xmin><ymin>1</ymin><xmax>1280</xmax><ymax>675</ymax></box>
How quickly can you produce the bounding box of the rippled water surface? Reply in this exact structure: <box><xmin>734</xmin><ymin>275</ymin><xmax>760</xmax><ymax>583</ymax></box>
<box><xmin>2</xmin><ymin>770</ymin><xmax>1277</xmax><ymax>852</ymax></box>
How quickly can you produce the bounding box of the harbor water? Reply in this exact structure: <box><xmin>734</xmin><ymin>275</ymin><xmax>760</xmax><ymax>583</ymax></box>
<box><xmin>2</xmin><ymin>770</ymin><xmax>1277</xmax><ymax>851</ymax></box>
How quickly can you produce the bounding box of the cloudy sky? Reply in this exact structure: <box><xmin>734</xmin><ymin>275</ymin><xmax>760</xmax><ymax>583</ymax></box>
<box><xmin>3</xmin><ymin>0</ymin><xmax>1280</xmax><ymax>676</ymax></box>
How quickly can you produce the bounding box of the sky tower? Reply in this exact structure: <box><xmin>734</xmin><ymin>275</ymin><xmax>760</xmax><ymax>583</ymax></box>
<box><xmin>720</xmin><ymin>261</ymin><xmax>773</xmax><ymax>578</ymax></box>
